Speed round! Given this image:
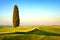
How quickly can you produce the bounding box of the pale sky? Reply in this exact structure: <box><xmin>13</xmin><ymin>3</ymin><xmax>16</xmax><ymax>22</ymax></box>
<box><xmin>0</xmin><ymin>0</ymin><xmax>60</xmax><ymax>25</ymax></box>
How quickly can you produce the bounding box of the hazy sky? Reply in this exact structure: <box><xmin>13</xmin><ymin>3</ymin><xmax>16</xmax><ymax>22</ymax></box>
<box><xmin>0</xmin><ymin>0</ymin><xmax>60</xmax><ymax>25</ymax></box>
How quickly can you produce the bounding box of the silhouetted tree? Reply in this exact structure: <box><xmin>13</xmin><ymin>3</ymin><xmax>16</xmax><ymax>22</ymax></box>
<box><xmin>13</xmin><ymin>5</ymin><xmax>20</xmax><ymax>28</ymax></box>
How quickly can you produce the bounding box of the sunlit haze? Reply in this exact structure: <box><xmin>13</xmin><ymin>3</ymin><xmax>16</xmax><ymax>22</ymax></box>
<box><xmin>0</xmin><ymin>0</ymin><xmax>60</xmax><ymax>26</ymax></box>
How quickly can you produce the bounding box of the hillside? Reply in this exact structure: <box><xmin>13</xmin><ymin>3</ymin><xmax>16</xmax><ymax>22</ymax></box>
<box><xmin>0</xmin><ymin>25</ymin><xmax>60</xmax><ymax>40</ymax></box>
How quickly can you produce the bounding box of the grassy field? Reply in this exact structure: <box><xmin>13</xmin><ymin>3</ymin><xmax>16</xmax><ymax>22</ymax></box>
<box><xmin>0</xmin><ymin>25</ymin><xmax>60</xmax><ymax>40</ymax></box>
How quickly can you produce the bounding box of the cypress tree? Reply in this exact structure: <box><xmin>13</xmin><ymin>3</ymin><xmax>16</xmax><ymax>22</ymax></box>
<box><xmin>13</xmin><ymin>5</ymin><xmax>20</xmax><ymax>28</ymax></box>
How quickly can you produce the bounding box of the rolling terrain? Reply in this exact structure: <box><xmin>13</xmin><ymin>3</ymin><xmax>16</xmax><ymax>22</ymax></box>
<box><xmin>0</xmin><ymin>25</ymin><xmax>60</xmax><ymax>40</ymax></box>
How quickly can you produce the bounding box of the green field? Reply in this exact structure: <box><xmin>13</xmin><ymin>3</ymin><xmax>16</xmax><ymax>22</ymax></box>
<box><xmin>0</xmin><ymin>25</ymin><xmax>60</xmax><ymax>40</ymax></box>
